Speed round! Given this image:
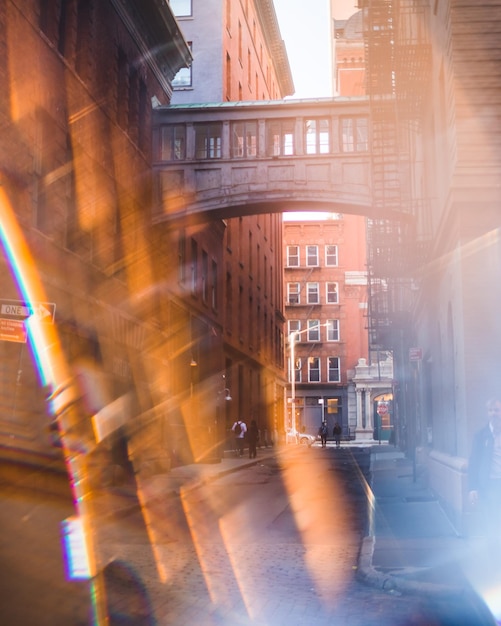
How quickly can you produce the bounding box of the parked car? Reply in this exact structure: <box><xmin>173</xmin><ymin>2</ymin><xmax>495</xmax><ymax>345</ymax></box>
<box><xmin>297</xmin><ymin>432</ymin><xmax>317</xmax><ymax>446</ymax></box>
<box><xmin>286</xmin><ymin>429</ymin><xmax>317</xmax><ymax>446</ymax></box>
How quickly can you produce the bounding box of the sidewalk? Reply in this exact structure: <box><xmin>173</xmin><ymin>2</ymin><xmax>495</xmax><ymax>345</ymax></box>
<box><xmin>357</xmin><ymin>446</ymin><xmax>470</xmax><ymax>595</ymax></box>
<box><xmin>357</xmin><ymin>445</ymin><xmax>500</xmax><ymax>624</ymax></box>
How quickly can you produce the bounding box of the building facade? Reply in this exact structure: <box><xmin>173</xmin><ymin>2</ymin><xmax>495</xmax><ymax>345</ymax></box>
<box><xmin>0</xmin><ymin>0</ymin><xmax>191</xmax><ymax>474</ymax></box>
<box><xmin>357</xmin><ymin>0</ymin><xmax>501</xmax><ymax>531</ymax></box>
<box><xmin>165</xmin><ymin>0</ymin><xmax>294</xmax><ymax>446</ymax></box>
<box><xmin>283</xmin><ymin>215</ymin><xmax>369</xmax><ymax>440</ymax></box>
<box><xmin>331</xmin><ymin>7</ymin><xmax>366</xmax><ymax>97</ymax></box>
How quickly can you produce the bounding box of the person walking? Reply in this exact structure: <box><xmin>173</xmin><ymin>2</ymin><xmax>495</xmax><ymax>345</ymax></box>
<box><xmin>232</xmin><ymin>419</ymin><xmax>247</xmax><ymax>457</ymax></box>
<box><xmin>247</xmin><ymin>420</ymin><xmax>259</xmax><ymax>459</ymax></box>
<box><xmin>318</xmin><ymin>421</ymin><xmax>328</xmax><ymax>448</ymax></box>
<box><xmin>333</xmin><ymin>422</ymin><xmax>342</xmax><ymax>448</ymax></box>
<box><xmin>468</xmin><ymin>397</ymin><xmax>501</xmax><ymax>544</ymax></box>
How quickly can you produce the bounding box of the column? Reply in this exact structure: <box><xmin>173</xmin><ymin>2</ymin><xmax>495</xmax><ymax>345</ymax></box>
<box><xmin>355</xmin><ymin>386</ymin><xmax>375</xmax><ymax>442</ymax></box>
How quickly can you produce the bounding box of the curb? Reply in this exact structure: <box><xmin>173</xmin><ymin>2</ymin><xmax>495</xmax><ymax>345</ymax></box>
<box><xmin>356</xmin><ymin>536</ymin><xmax>466</xmax><ymax>597</ymax></box>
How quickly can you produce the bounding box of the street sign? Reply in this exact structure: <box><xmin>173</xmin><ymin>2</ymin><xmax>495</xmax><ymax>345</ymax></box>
<box><xmin>0</xmin><ymin>299</ymin><xmax>56</xmax><ymax>323</ymax></box>
<box><xmin>0</xmin><ymin>318</ymin><xmax>27</xmax><ymax>343</ymax></box>
<box><xmin>377</xmin><ymin>401</ymin><xmax>389</xmax><ymax>415</ymax></box>
<box><xmin>409</xmin><ymin>347</ymin><xmax>422</xmax><ymax>362</ymax></box>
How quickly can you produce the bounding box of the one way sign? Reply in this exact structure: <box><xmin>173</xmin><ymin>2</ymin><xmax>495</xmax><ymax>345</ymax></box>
<box><xmin>0</xmin><ymin>300</ymin><xmax>56</xmax><ymax>324</ymax></box>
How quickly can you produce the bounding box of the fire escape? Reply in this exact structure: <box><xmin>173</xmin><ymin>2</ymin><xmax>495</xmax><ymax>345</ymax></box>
<box><xmin>358</xmin><ymin>0</ymin><xmax>431</xmax><ymax>355</ymax></box>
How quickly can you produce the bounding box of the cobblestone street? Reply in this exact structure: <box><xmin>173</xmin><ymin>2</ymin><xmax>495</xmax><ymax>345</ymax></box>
<box><xmin>94</xmin><ymin>448</ymin><xmax>440</xmax><ymax>625</ymax></box>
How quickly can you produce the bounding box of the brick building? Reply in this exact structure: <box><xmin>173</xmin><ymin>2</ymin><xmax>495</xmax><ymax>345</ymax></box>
<box><xmin>283</xmin><ymin>215</ymin><xmax>368</xmax><ymax>439</ymax></box>
<box><xmin>0</xmin><ymin>1</ymin><xmax>191</xmax><ymax>473</ymax></box>
<box><xmin>165</xmin><ymin>0</ymin><xmax>294</xmax><ymax>445</ymax></box>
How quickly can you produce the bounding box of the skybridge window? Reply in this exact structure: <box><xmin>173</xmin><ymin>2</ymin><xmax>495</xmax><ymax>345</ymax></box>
<box><xmin>231</xmin><ymin>121</ymin><xmax>258</xmax><ymax>157</ymax></box>
<box><xmin>341</xmin><ymin>117</ymin><xmax>368</xmax><ymax>152</ymax></box>
<box><xmin>195</xmin><ymin>123</ymin><xmax>222</xmax><ymax>159</ymax></box>
<box><xmin>305</xmin><ymin>118</ymin><xmax>330</xmax><ymax>154</ymax></box>
<box><xmin>161</xmin><ymin>125</ymin><xmax>186</xmax><ymax>160</ymax></box>
<box><xmin>266</xmin><ymin>119</ymin><xmax>295</xmax><ymax>156</ymax></box>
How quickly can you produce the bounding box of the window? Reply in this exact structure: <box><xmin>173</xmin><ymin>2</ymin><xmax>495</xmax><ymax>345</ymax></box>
<box><xmin>267</xmin><ymin>120</ymin><xmax>295</xmax><ymax>156</ymax></box>
<box><xmin>225</xmin><ymin>272</ymin><xmax>233</xmax><ymax>332</ymax></box>
<box><xmin>308</xmin><ymin>357</ymin><xmax>320</xmax><ymax>382</ymax></box>
<box><xmin>307</xmin><ymin>282</ymin><xmax>319</xmax><ymax>304</ymax></box>
<box><xmin>238</xmin><ymin>21</ymin><xmax>242</xmax><ymax>61</ymax></box>
<box><xmin>117</xmin><ymin>49</ymin><xmax>128</xmax><ymax>129</ymax></box>
<box><xmin>161</xmin><ymin>125</ymin><xmax>186</xmax><ymax>160</ymax></box>
<box><xmin>327</xmin><ymin>319</ymin><xmax>340</xmax><ymax>341</ymax></box>
<box><xmin>75</xmin><ymin>0</ymin><xmax>92</xmax><ymax>82</ymax></box>
<box><xmin>326</xmin><ymin>282</ymin><xmax>339</xmax><ymax>304</ymax></box>
<box><xmin>289</xmin><ymin>357</ymin><xmax>302</xmax><ymax>383</ymax></box>
<box><xmin>287</xmin><ymin>282</ymin><xmax>300</xmax><ymax>305</ymax></box>
<box><xmin>178</xmin><ymin>231</ymin><xmax>186</xmax><ymax>285</ymax></box>
<box><xmin>173</xmin><ymin>43</ymin><xmax>192</xmax><ymax>88</ymax></box>
<box><xmin>195</xmin><ymin>123</ymin><xmax>222</xmax><ymax>159</ymax></box>
<box><xmin>190</xmin><ymin>239</ymin><xmax>198</xmax><ymax>295</ymax></box>
<box><xmin>306</xmin><ymin>245</ymin><xmax>318</xmax><ymax>266</ymax></box>
<box><xmin>327</xmin><ymin>398</ymin><xmax>339</xmax><ymax>414</ymax></box>
<box><xmin>138</xmin><ymin>80</ymin><xmax>148</xmax><ymax>153</ymax></box>
<box><xmin>328</xmin><ymin>357</ymin><xmax>341</xmax><ymax>382</ymax></box>
<box><xmin>247</xmin><ymin>49</ymin><xmax>251</xmax><ymax>86</ymax></box>
<box><xmin>288</xmin><ymin>319</ymin><xmax>301</xmax><ymax>338</ymax></box>
<box><xmin>341</xmin><ymin>117</ymin><xmax>368</xmax><ymax>152</ymax></box>
<box><xmin>307</xmin><ymin>319</ymin><xmax>320</xmax><ymax>342</ymax></box>
<box><xmin>286</xmin><ymin>245</ymin><xmax>299</xmax><ymax>267</ymax></box>
<box><xmin>231</xmin><ymin>121</ymin><xmax>257</xmax><ymax>157</ymax></box>
<box><xmin>305</xmin><ymin>118</ymin><xmax>330</xmax><ymax>154</ymax></box>
<box><xmin>169</xmin><ymin>0</ymin><xmax>192</xmax><ymax>17</ymax></box>
<box><xmin>211</xmin><ymin>260</ymin><xmax>218</xmax><ymax>310</ymax></box>
<box><xmin>202</xmin><ymin>250</ymin><xmax>208</xmax><ymax>303</ymax></box>
<box><xmin>325</xmin><ymin>244</ymin><xmax>338</xmax><ymax>266</ymax></box>
<box><xmin>57</xmin><ymin>0</ymin><xmax>69</xmax><ymax>56</ymax></box>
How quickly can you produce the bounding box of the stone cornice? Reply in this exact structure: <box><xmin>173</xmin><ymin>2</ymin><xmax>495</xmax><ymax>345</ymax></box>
<box><xmin>110</xmin><ymin>0</ymin><xmax>192</xmax><ymax>96</ymax></box>
<box><xmin>255</xmin><ymin>0</ymin><xmax>295</xmax><ymax>97</ymax></box>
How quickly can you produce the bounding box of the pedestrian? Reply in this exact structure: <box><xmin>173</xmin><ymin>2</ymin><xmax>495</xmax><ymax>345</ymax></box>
<box><xmin>333</xmin><ymin>422</ymin><xmax>342</xmax><ymax>448</ymax></box>
<box><xmin>318</xmin><ymin>421</ymin><xmax>328</xmax><ymax>448</ymax></box>
<box><xmin>247</xmin><ymin>419</ymin><xmax>259</xmax><ymax>459</ymax></box>
<box><xmin>468</xmin><ymin>396</ymin><xmax>501</xmax><ymax>545</ymax></box>
<box><xmin>232</xmin><ymin>419</ymin><xmax>247</xmax><ymax>457</ymax></box>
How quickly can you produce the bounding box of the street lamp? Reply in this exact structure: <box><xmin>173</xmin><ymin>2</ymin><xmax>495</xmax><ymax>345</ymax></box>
<box><xmin>289</xmin><ymin>330</ymin><xmax>298</xmax><ymax>439</ymax></box>
<box><xmin>209</xmin><ymin>381</ymin><xmax>232</xmax><ymax>462</ymax></box>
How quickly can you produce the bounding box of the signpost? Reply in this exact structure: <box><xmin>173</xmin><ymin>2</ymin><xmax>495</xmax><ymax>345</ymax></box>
<box><xmin>409</xmin><ymin>347</ymin><xmax>422</xmax><ymax>362</ymax></box>
<box><xmin>0</xmin><ymin>299</ymin><xmax>56</xmax><ymax>323</ymax></box>
<box><xmin>0</xmin><ymin>299</ymin><xmax>56</xmax><ymax>344</ymax></box>
<box><xmin>0</xmin><ymin>318</ymin><xmax>27</xmax><ymax>343</ymax></box>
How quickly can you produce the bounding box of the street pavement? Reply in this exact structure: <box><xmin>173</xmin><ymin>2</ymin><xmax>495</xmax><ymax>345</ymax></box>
<box><xmin>92</xmin><ymin>440</ymin><xmax>500</xmax><ymax>624</ymax></box>
<box><xmin>2</xmin><ymin>441</ymin><xmax>500</xmax><ymax>624</ymax></box>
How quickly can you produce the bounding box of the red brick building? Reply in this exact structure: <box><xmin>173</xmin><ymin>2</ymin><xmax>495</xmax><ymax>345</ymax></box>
<box><xmin>283</xmin><ymin>215</ymin><xmax>368</xmax><ymax>438</ymax></box>
<box><xmin>167</xmin><ymin>0</ymin><xmax>294</xmax><ymax>445</ymax></box>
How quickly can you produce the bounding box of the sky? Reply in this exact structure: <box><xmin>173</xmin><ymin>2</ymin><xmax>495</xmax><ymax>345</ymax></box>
<box><xmin>273</xmin><ymin>0</ymin><xmax>359</xmax><ymax>99</ymax></box>
<box><xmin>273</xmin><ymin>0</ymin><xmax>359</xmax><ymax>221</ymax></box>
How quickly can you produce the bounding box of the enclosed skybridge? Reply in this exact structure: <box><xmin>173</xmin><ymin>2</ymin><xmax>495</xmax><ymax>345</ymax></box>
<box><xmin>152</xmin><ymin>97</ymin><xmax>408</xmax><ymax>228</ymax></box>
